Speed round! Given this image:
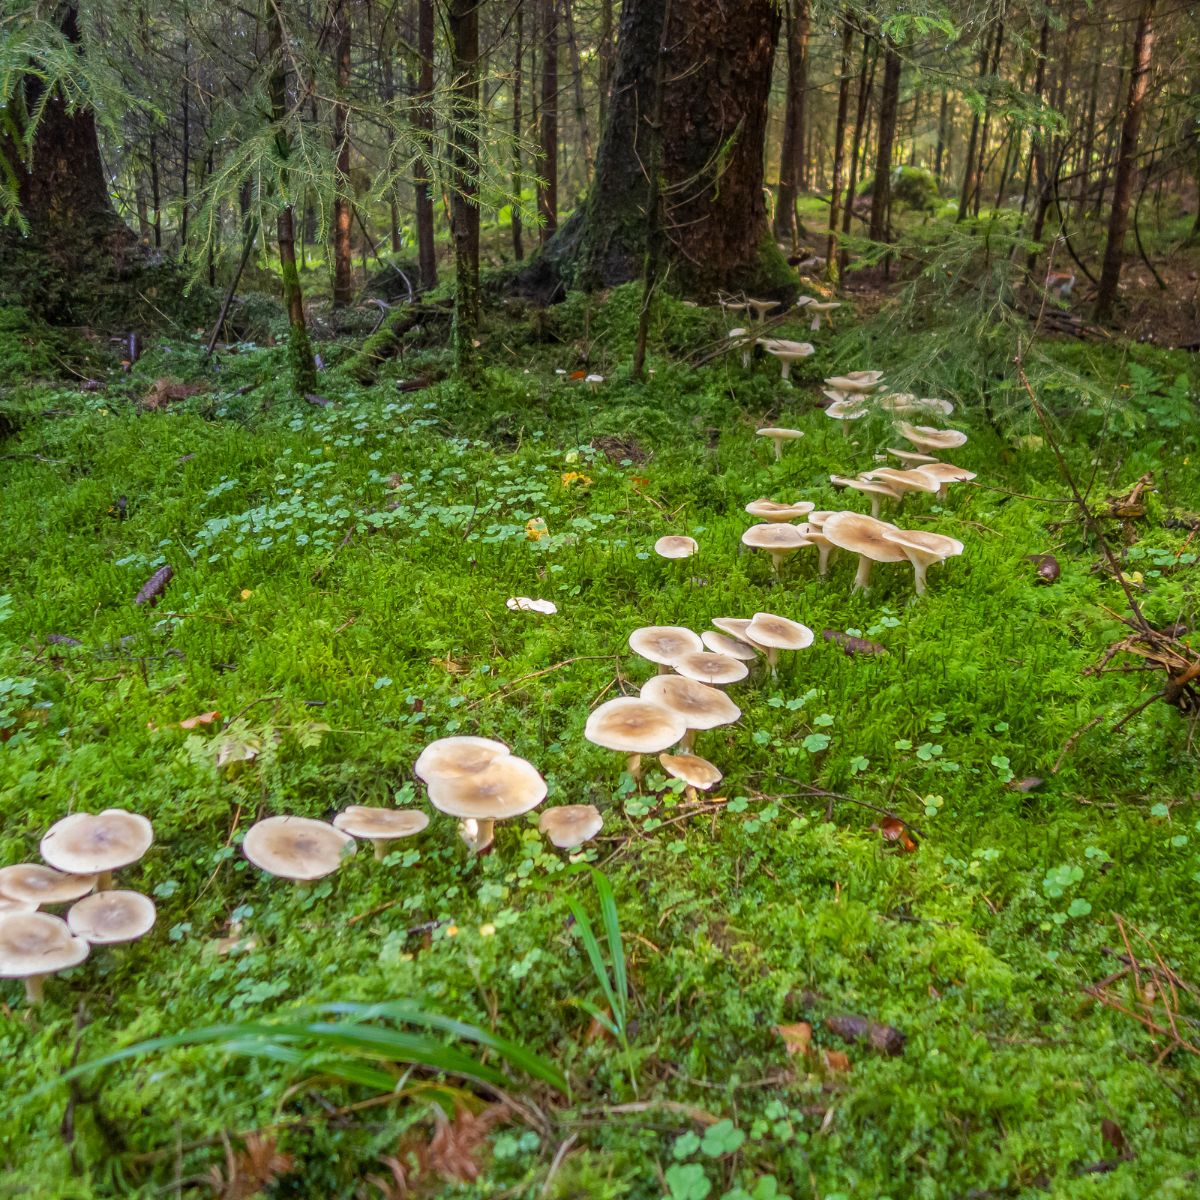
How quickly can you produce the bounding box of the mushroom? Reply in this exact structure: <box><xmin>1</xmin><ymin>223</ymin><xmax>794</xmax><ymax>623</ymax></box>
<box><xmin>242</xmin><ymin>816</ymin><xmax>356</xmax><ymax>881</ymax></box>
<box><xmin>745</xmin><ymin>612</ymin><xmax>814</xmax><ymax>674</ymax></box>
<box><xmin>880</xmin><ymin>528</ymin><xmax>965</xmax><ymax>595</ymax></box>
<box><xmin>914</xmin><ymin>461</ymin><xmax>977</xmax><ymax>500</ymax></box>
<box><xmin>756</xmin><ymin>427</ymin><xmax>805</xmax><ymax>461</ymax></box>
<box><xmin>66</xmin><ymin>890</ymin><xmax>157</xmax><ymax>945</ymax></box>
<box><xmin>742</xmin><ymin>522</ymin><xmax>810</xmax><ymax>576</ymax></box>
<box><xmin>887</xmin><ymin>447</ymin><xmax>939</xmax><ymax>467</ymax></box>
<box><xmin>414</xmin><ymin>736</ymin><xmax>510</xmax><ymax>783</ymax></box>
<box><xmin>332</xmin><ymin>807</ymin><xmax>430</xmax><ymax>861</ymax></box>
<box><xmin>585</xmin><ymin>374</ymin><xmax>604</xmax><ymax>393</ymax></box>
<box><xmin>40</xmin><ymin>810</ymin><xmax>153</xmax><ymax>891</ymax></box>
<box><xmin>0</xmin><ymin>911</ymin><xmax>90</xmax><ymax>1004</ymax></box>
<box><xmin>746</xmin><ymin>298</ymin><xmax>781</xmax><ymax>322</ymax></box>
<box><xmin>719</xmin><ymin>297</ymin><xmax>751</xmax><ymax>321</ymax></box>
<box><xmin>829</xmin><ymin>475</ymin><xmax>901</xmax><ymax>519</ymax></box>
<box><xmin>862</xmin><ymin>466</ymin><xmax>941</xmax><ymax>503</ymax></box>
<box><xmin>659</xmin><ymin>753</ymin><xmax>723</xmax><ymax>795</ymax></box>
<box><xmin>506</xmin><ymin>596</ymin><xmax>557</xmax><ymax>614</ymax></box>
<box><xmin>823</xmin><ymin>395</ymin><xmax>871</xmax><ymax>419</ymax></box>
<box><xmin>640</xmin><ymin>675</ymin><xmax>740</xmax><ymax>753</ymax></box>
<box><xmin>711</xmin><ymin>617</ymin><xmax>760</xmax><ymax>646</ymax></box>
<box><xmin>671</xmin><ymin>651</ymin><xmax>749</xmax><ymax>686</ymax></box>
<box><xmin>628</xmin><ymin>625</ymin><xmax>704</xmax><ymax>674</ymax></box>
<box><xmin>896</xmin><ymin>421</ymin><xmax>968</xmax><ymax>453</ymax></box>
<box><xmin>0</xmin><ymin>896</ymin><xmax>36</xmax><ymax>915</ymax></box>
<box><xmin>744</xmin><ymin>499</ymin><xmax>815</xmax><ymax>523</ymax></box>
<box><xmin>425</xmin><ymin>755</ymin><xmax>547</xmax><ymax>853</ymax></box>
<box><xmin>727</xmin><ymin>328</ymin><xmax>754</xmax><ymax>369</ymax></box>
<box><xmin>821</xmin><ymin>511</ymin><xmax>909</xmax><ymax>591</ymax></box>
<box><xmin>701</xmin><ymin>630</ymin><xmax>759</xmax><ymax>661</ymax></box>
<box><xmin>825</xmin><ymin>371</ymin><xmax>884</xmax><ymax>393</ymax></box>
<box><xmin>798</xmin><ymin>525</ymin><xmax>838</xmax><ymax>576</ymax></box>
<box><xmin>804</xmin><ymin>300</ymin><xmax>841</xmax><ymax>331</ymax></box>
<box><xmin>654</xmin><ymin>535</ymin><xmax>699</xmax><ymax>560</ymax></box>
<box><xmin>0</xmin><ymin>864</ymin><xmax>97</xmax><ymax>907</ymax></box>
<box><xmin>539</xmin><ymin>805</ymin><xmax>603</xmax><ymax>850</ymax></box>
<box><xmin>585</xmin><ymin>696</ymin><xmax>689</xmax><ymax>785</ymax></box>
<box><xmin>759</xmin><ymin>339</ymin><xmax>814</xmax><ymax>381</ymax></box>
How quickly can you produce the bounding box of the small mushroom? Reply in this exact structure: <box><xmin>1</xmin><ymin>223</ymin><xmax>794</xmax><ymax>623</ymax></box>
<box><xmin>799</xmin><ymin>526</ymin><xmax>838</xmax><ymax>577</ymax></box>
<box><xmin>825</xmin><ymin>371</ymin><xmax>884</xmax><ymax>393</ymax></box>
<box><xmin>654</xmin><ymin>535</ymin><xmax>699</xmax><ymax>560</ymax></box>
<box><xmin>672</xmin><ymin>651</ymin><xmax>749</xmax><ymax>686</ymax></box>
<box><xmin>0</xmin><ymin>864</ymin><xmax>97</xmax><ymax>907</ymax></box>
<box><xmin>40</xmin><ymin>810</ymin><xmax>153</xmax><ymax>891</ymax></box>
<box><xmin>585</xmin><ymin>374</ymin><xmax>604</xmax><ymax>393</ymax></box>
<box><xmin>744</xmin><ymin>499</ymin><xmax>815</xmax><ymax>523</ymax></box>
<box><xmin>880</xmin><ymin>528</ymin><xmax>965</xmax><ymax>595</ymax></box>
<box><xmin>745</xmin><ymin>612</ymin><xmax>814</xmax><ymax>674</ymax></box>
<box><xmin>425</xmin><ymin>755</ymin><xmax>547</xmax><ymax>853</ymax></box>
<box><xmin>913</xmin><ymin>461</ymin><xmax>977</xmax><ymax>500</ymax></box>
<box><xmin>742</xmin><ymin>522</ymin><xmax>810</xmax><ymax>575</ymax></box>
<box><xmin>887</xmin><ymin>446</ymin><xmax>939</xmax><ymax>467</ymax></box>
<box><xmin>66</xmin><ymin>890</ymin><xmax>157</xmax><ymax>945</ymax></box>
<box><xmin>242</xmin><ymin>816</ymin><xmax>356</xmax><ymax>881</ymax></box>
<box><xmin>539</xmin><ymin>805</ymin><xmax>603</xmax><ymax>850</ymax></box>
<box><xmin>640</xmin><ymin>675</ymin><xmax>740</xmax><ymax>753</ymax></box>
<box><xmin>585</xmin><ymin>696</ymin><xmax>689</xmax><ymax>784</ymax></box>
<box><xmin>804</xmin><ymin>300</ymin><xmax>841</xmax><ymax>331</ymax></box>
<box><xmin>0</xmin><ymin>911</ymin><xmax>90</xmax><ymax>1005</ymax></box>
<box><xmin>628</xmin><ymin>625</ymin><xmax>704</xmax><ymax>674</ymax></box>
<box><xmin>821</xmin><ymin>511</ymin><xmax>909</xmax><ymax>590</ymax></box>
<box><xmin>700</xmin><ymin>630</ymin><xmax>758</xmax><ymax>661</ymax></box>
<box><xmin>759</xmin><ymin>338</ymin><xmax>814</xmax><ymax>381</ymax></box>
<box><xmin>507</xmin><ymin>596</ymin><xmax>558</xmax><ymax>614</ymax></box>
<box><xmin>727</xmin><ymin>327</ymin><xmax>754</xmax><ymax>369</ymax></box>
<box><xmin>756</xmin><ymin>427</ymin><xmax>804</xmax><ymax>461</ymax></box>
<box><xmin>829</xmin><ymin>475</ymin><xmax>901</xmax><ymax>519</ymax></box>
<box><xmin>659</xmin><ymin>753</ymin><xmax>723</xmax><ymax>794</ymax></box>
<box><xmin>823</xmin><ymin>395</ymin><xmax>871</xmax><ymax>420</ymax></box>
<box><xmin>414</xmin><ymin>736</ymin><xmax>510</xmax><ymax>784</ymax></box>
<box><xmin>861</xmin><ymin>466</ymin><xmax>941</xmax><ymax>503</ymax></box>
<box><xmin>711</xmin><ymin>617</ymin><xmax>760</xmax><ymax>646</ymax></box>
<box><xmin>746</xmin><ymin>297</ymin><xmax>781</xmax><ymax>322</ymax></box>
<box><xmin>332</xmin><ymin>807</ymin><xmax>430</xmax><ymax>860</ymax></box>
<box><xmin>896</xmin><ymin>421</ymin><xmax>968</xmax><ymax>453</ymax></box>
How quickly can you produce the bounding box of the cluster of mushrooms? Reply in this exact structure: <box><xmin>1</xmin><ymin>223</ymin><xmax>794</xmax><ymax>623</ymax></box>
<box><xmin>0</xmin><ymin>809</ymin><xmax>156</xmax><ymax>1004</ymax></box>
<box><xmin>720</xmin><ymin>288</ymin><xmax>843</xmax><ymax>384</ymax></box>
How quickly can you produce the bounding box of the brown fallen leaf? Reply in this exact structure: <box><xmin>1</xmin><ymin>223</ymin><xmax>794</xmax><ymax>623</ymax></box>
<box><xmin>1024</xmin><ymin>553</ymin><xmax>1061</xmax><ymax>584</ymax></box>
<box><xmin>821</xmin><ymin>1048</ymin><xmax>852</xmax><ymax>1073</ymax></box>
<box><xmin>134</xmin><ymin>564</ymin><xmax>174</xmax><ymax>606</ymax></box>
<box><xmin>824</xmin><ymin>1014</ymin><xmax>906</xmax><ymax>1057</ymax></box>
<box><xmin>822</xmin><ymin>629</ymin><xmax>887</xmax><ymax>656</ymax></box>
<box><xmin>180</xmin><ymin>710</ymin><xmax>220</xmax><ymax>730</ymax></box>
<box><xmin>774</xmin><ymin>1021</ymin><xmax>813</xmax><ymax>1056</ymax></box>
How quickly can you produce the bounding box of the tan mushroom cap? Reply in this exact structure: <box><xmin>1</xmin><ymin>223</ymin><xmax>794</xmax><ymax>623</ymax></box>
<box><xmin>914</xmin><ymin>462</ymin><xmax>977</xmax><ymax>486</ymax></box>
<box><xmin>654</xmin><ymin>535</ymin><xmax>699</xmax><ymax>560</ymax></box>
<box><xmin>426</xmin><ymin>755</ymin><xmax>547</xmax><ymax>820</ymax></box>
<box><xmin>826</xmin><ymin>371</ymin><xmax>884</xmax><ymax>393</ymax></box>
<box><xmin>746</xmin><ymin>612</ymin><xmax>814</xmax><ymax>651</ymax></box>
<box><xmin>882</xmin><ymin>528</ymin><xmax>965</xmax><ymax>560</ymax></box>
<box><xmin>641</xmin><ymin>675</ymin><xmax>741</xmax><ymax>730</ymax></box>
<box><xmin>0</xmin><ymin>864</ymin><xmax>97</xmax><ymax>906</ymax></box>
<box><xmin>824</xmin><ymin>396</ymin><xmax>871</xmax><ymax>419</ymax></box>
<box><xmin>711</xmin><ymin>617</ymin><xmax>759</xmax><ymax>645</ymax></box>
<box><xmin>0</xmin><ymin>911</ymin><xmax>90</xmax><ymax>979</ymax></box>
<box><xmin>746</xmin><ymin>298</ymin><xmax>781</xmax><ymax>319</ymax></box>
<box><xmin>333</xmin><ymin>807</ymin><xmax>430</xmax><ymax>841</ymax></box>
<box><xmin>742</xmin><ymin>523</ymin><xmax>810</xmax><ymax>551</ymax></box>
<box><xmin>66</xmin><ymin>890</ymin><xmax>157</xmax><ymax>945</ymax></box>
<box><xmin>414</xmin><ymin>736</ymin><xmax>510</xmax><ymax>783</ymax></box>
<box><xmin>830</xmin><ymin>475</ymin><xmax>901</xmax><ymax>517</ymax></box>
<box><xmin>242</xmin><ymin>816</ymin><xmax>356</xmax><ymax>881</ymax></box>
<box><xmin>659</xmin><ymin>753</ymin><xmax>723</xmax><ymax>790</ymax></box>
<box><xmin>628</xmin><ymin>625</ymin><xmax>703</xmax><ymax>667</ymax></box>
<box><xmin>0</xmin><ymin>897</ymin><xmax>37</xmax><ymax>915</ymax></box>
<box><xmin>822</xmin><ymin>512</ymin><xmax>907</xmax><ymax>562</ymax></box>
<box><xmin>896</xmin><ymin>421</ymin><xmax>969</xmax><ymax>452</ymax></box>
<box><xmin>887</xmin><ymin>446</ymin><xmax>939</xmax><ymax>466</ymax></box>
<box><xmin>672</xmin><ymin>651</ymin><xmax>750</xmax><ymax>686</ymax></box>
<box><xmin>744</xmin><ymin>499</ymin><xmax>815</xmax><ymax>522</ymax></box>
<box><xmin>862</xmin><ymin>467</ymin><xmax>941</xmax><ymax>495</ymax></box>
<box><xmin>539</xmin><ymin>805</ymin><xmax>604</xmax><ymax>849</ymax></box>
<box><xmin>701</xmin><ymin>630</ymin><xmax>759</xmax><ymax>661</ymax></box>
<box><xmin>585</xmin><ymin>697</ymin><xmax>689</xmax><ymax>754</ymax></box>
<box><xmin>40</xmin><ymin>810</ymin><xmax>153</xmax><ymax>877</ymax></box>
<box><xmin>756</xmin><ymin>427</ymin><xmax>804</xmax><ymax>441</ymax></box>
<box><xmin>805</xmin><ymin>510</ymin><xmax>834</xmax><ymax>527</ymax></box>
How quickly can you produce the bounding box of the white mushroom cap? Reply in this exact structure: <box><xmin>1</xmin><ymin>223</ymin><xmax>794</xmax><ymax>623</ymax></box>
<box><xmin>66</xmin><ymin>890</ymin><xmax>157</xmax><ymax>945</ymax></box>
<box><xmin>539</xmin><ymin>805</ymin><xmax>603</xmax><ymax>849</ymax></box>
<box><xmin>242</xmin><ymin>816</ymin><xmax>356</xmax><ymax>881</ymax></box>
<box><xmin>805</xmin><ymin>300</ymin><xmax>841</xmax><ymax>312</ymax></box>
<box><xmin>896</xmin><ymin>421</ymin><xmax>968</xmax><ymax>452</ymax></box>
<box><xmin>426</xmin><ymin>755</ymin><xmax>547</xmax><ymax>820</ymax></box>
<box><xmin>414</xmin><ymin>736</ymin><xmax>510</xmax><ymax>783</ymax></box>
<box><xmin>0</xmin><ymin>864</ymin><xmax>97</xmax><ymax>906</ymax></box>
<box><xmin>585</xmin><ymin>374</ymin><xmax>604</xmax><ymax>384</ymax></box>
<box><xmin>654</xmin><ymin>535</ymin><xmax>699</xmax><ymax>560</ymax></box>
<box><xmin>862</xmin><ymin>467</ymin><xmax>941</xmax><ymax>495</ymax></box>
<box><xmin>887</xmin><ymin>447</ymin><xmax>939</xmax><ymax>466</ymax></box>
<box><xmin>744</xmin><ymin>499</ymin><xmax>815</xmax><ymax>522</ymax></box>
<box><xmin>825</xmin><ymin>371</ymin><xmax>884</xmax><ymax>393</ymax></box>
<box><xmin>628</xmin><ymin>625</ymin><xmax>703</xmax><ymax>667</ymax></box>
<box><xmin>727</xmin><ymin>326</ymin><xmax>749</xmax><ymax>339</ymax></box>
<box><xmin>711</xmin><ymin>617</ymin><xmax>759</xmax><ymax>646</ymax></box>
<box><xmin>507</xmin><ymin>596</ymin><xmax>557</xmax><ymax>614</ymax></box>
<box><xmin>585</xmin><ymin>697</ymin><xmax>688</xmax><ymax>754</ymax></box>
<box><xmin>914</xmin><ymin>462</ymin><xmax>977</xmax><ymax>486</ymax></box>
<box><xmin>756</xmin><ymin>427</ymin><xmax>804</xmax><ymax>442</ymax></box>
<box><xmin>746</xmin><ymin>613</ymin><xmax>814</xmax><ymax>651</ymax></box>
<box><xmin>0</xmin><ymin>897</ymin><xmax>37</xmax><ymax>915</ymax></box>
<box><xmin>760</xmin><ymin>339</ymin><xmax>815</xmax><ymax>361</ymax></box>
<box><xmin>746</xmin><ymin>298</ymin><xmax>781</xmax><ymax>319</ymax></box>
<box><xmin>0</xmin><ymin>911</ymin><xmax>90</xmax><ymax>984</ymax></box>
<box><xmin>672</xmin><ymin>651</ymin><xmax>750</xmax><ymax>686</ymax></box>
<box><xmin>640</xmin><ymin>675</ymin><xmax>741</xmax><ymax>731</ymax></box>
<box><xmin>742</xmin><ymin>523</ymin><xmax>810</xmax><ymax>552</ymax></box>
<box><xmin>877</xmin><ymin>394</ymin><xmax>954</xmax><ymax>417</ymax></box>
<box><xmin>659</xmin><ymin>753</ymin><xmax>723</xmax><ymax>790</ymax></box>
<box><xmin>701</xmin><ymin>630</ymin><xmax>758</xmax><ymax>661</ymax></box>
<box><xmin>882</xmin><ymin>528</ymin><xmax>965</xmax><ymax>562</ymax></box>
<box><xmin>825</xmin><ymin>397</ymin><xmax>871</xmax><ymax>419</ymax></box>
<box><xmin>332</xmin><ymin>807</ymin><xmax>430</xmax><ymax>841</ymax></box>
<box><xmin>830</xmin><ymin>475</ymin><xmax>901</xmax><ymax>516</ymax></box>
<box><xmin>40</xmin><ymin>810</ymin><xmax>153</xmax><ymax>878</ymax></box>
<box><xmin>805</xmin><ymin>510</ymin><xmax>834</xmax><ymax>527</ymax></box>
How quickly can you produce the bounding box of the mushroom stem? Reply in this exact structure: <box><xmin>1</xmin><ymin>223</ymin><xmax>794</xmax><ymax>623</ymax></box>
<box><xmin>908</xmin><ymin>555</ymin><xmax>932</xmax><ymax>596</ymax></box>
<box><xmin>459</xmin><ymin>818</ymin><xmax>495</xmax><ymax>854</ymax></box>
<box><xmin>765</xmin><ymin>646</ymin><xmax>780</xmax><ymax>676</ymax></box>
<box><xmin>817</xmin><ymin>545</ymin><xmax>833</xmax><ymax>576</ymax></box>
<box><xmin>853</xmin><ymin>556</ymin><xmax>874</xmax><ymax>591</ymax></box>
<box><xmin>24</xmin><ymin>975</ymin><xmax>46</xmax><ymax>1005</ymax></box>
<box><xmin>769</xmin><ymin>552</ymin><xmax>784</xmax><ymax>576</ymax></box>
<box><xmin>810</xmin><ymin>315</ymin><xmax>821</xmax><ymax>332</ymax></box>
<box><xmin>679</xmin><ymin>730</ymin><xmax>697</xmax><ymax>753</ymax></box>
<box><xmin>656</xmin><ymin>663</ymin><xmax>671</xmax><ymax>675</ymax></box>
<box><xmin>625</xmin><ymin>754</ymin><xmax>644</xmax><ymax>785</ymax></box>
<box><xmin>741</xmin><ymin>349</ymin><xmax>751</xmax><ymax>369</ymax></box>
<box><xmin>95</xmin><ymin>870</ymin><xmax>114</xmax><ymax>892</ymax></box>
<box><xmin>780</xmin><ymin>361</ymin><xmax>792</xmax><ymax>382</ymax></box>
<box><xmin>372</xmin><ymin>841</ymin><xmax>392</xmax><ymax>862</ymax></box>
<box><xmin>772</xmin><ymin>438</ymin><xmax>783</xmax><ymax>462</ymax></box>
<box><xmin>869</xmin><ymin>495</ymin><xmax>881</xmax><ymax>518</ymax></box>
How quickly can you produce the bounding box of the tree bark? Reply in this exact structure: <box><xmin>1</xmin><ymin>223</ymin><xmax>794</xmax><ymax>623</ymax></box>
<box><xmin>839</xmin><ymin>31</ymin><xmax>875</xmax><ymax>276</ymax></box>
<box><xmin>415</xmin><ymin>0</ymin><xmax>438</xmax><ymax>290</ymax></box>
<box><xmin>538</xmin><ymin>0</ymin><xmax>559</xmax><ymax>241</ymax></box>
<box><xmin>773</xmin><ymin>0</ymin><xmax>811</xmax><ymax>246</ymax></box>
<box><xmin>971</xmin><ymin>15</ymin><xmax>1004</xmax><ymax>217</ymax></box>
<box><xmin>957</xmin><ymin>25</ymin><xmax>990</xmax><ymax>222</ymax></box>
<box><xmin>511</xmin><ymin>0</ymin><xmax>525</xmax><ymax>260</ymax></box>
<box><xmin>868</xmin><ymin>42</ymin><xmax>901</xmax><ymax>242</ymax></box>
<box><xmin>1096</xmin><ymin>0</ymin><xmax>1156</xmax><ymax>321</ymax></box>
<box><xmin>825</xmin><ymin>13</ymin><xmax>856</xmax><ymax>277</ymax></box>
<box><xmin>331</xmin><ymin>0</ymin><xmax>354</xmax><ymax>307</ymax></box>
<box><xmin>446</xmin><ymin>0</ymin><xmax>481</xmax><ymax>370</ymax></box>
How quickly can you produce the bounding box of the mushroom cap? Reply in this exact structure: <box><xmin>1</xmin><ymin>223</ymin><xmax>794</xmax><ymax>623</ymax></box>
<box><xmin>830</xmin><ymin>474</ymin><xmax>901</xmax><ymax>501</ymax></box>
<box><xmin>585</xmin><ymin>696</ymin><xmax>689</xmax><ymax>754</ymax></box>
<box><xmin>0</xmin><ymin>864</ymin><xmax>97</xmax><ymax>906</ymax></box>
<box><xmin>0</xmin><ymin>897</ymin><xmax>38</xmax><ymax>915</ymax></box>
<box><xmin>746</xmin><ymin>612</ymin><xmax>814</xmax><ymax>651</ymax></box>
<box><xmin>896</xmin><ymin>421</ymin><xmax>969</xmax><ymax>452</ymax></box>
<box><xmin>744</xmin><ymin>499</ymin><xmax>815</xmax><ymax>522</ymax></box>
<box><xmin>862</xmin><ymin>467</ymin><xmax>941</xmax><ymax>495</ymax></box>
<box><xmin>40</xmin><ymin>810</ymin><xmax>153</xmax><ymax>877</ymax></box>
<box><xmin>824</xmin><ymin>396</ymin><xmax>871</xmax><ymax>419</ymax></box>
<box><xmin>805</xmin><ymin>300</ymin><xmax>841</xmax><ymax>312</ymax></box>
<box><xmin>700</xmin><ymin>630</ymin><xmax>759</xmax><ymax>661</ymax></box>
<box><xmin>585</xmin><ymin>374</ymin><xmax>604</xmax><ymax>384</ymax></box>
<box><xmin>825</xmin><ymin>371</ymin><xmax>884</xmax><ymax>393</ymax></box>
<box><xmin>426</xmin><ymin>755</ymin><xmax>547</xmax><ymax>820</ymax></box>
<box><xmin>756</xmin><ymin>427</ymin><xmax>804</xmax><ymax>441</ymax></box>
<box><xmin>914</xmin><ymin>462</ymin><xmax>977</xmax><ymax>485</ymax></box>
<box><xmin>805</xmin><ymin>510</ymin><xmax>835</xmax><ymax>527</ymax></box>
<box><xmin>659</xmin><ymin>753</ymin><xmax>723</xmax><ymax>790</ymax></box>
<box><xmin>242</xmin><ymin>816</ymin><xmax>356</xmax><ymax>881</ymax></box>
<box><xmin>539</xmin><ymin>805</ymin><xmax>603</xmax><ymax>849</ymax></box>
<box><xmin>760</xmin><ymin>339</ymin><xmax>815</xmax><ymax>361</ymax></box>
<box><xmin>0</xmin><ymin>911</ymin><xmax>90</xmax><ymax>979</ymax></box>
<box><xmin>746</xmin><ymin>298</ymin><xmax>781</xmax><ymax>316</ymax></box>
<box><xmin>742</xmin><ymin>523</ymin><xmax>810</xmax><ymax>552</ymax></box>
<box><xmin>66</xmin><ymin>890</ymin><xmax>157</xmax><ymax>945</ymax></box>
<box><xmin>711</xmin><ymin>617</ymin><xmax>759</xmax><ymax>645</ymax></box>
<box><xmin>727</xmin><ymin>326</ymin><xmax>749</xmax><ymax>339</ymax></box>
<box><xmin>876</xmin><ymin>393</ymin><xmax>954</xmax><ymax>417</ymax></box>
<box><xmin>654</xmin><ymin>535</ymin><xmax>699</xmax><ymax>560</ymax></box>
<box><xmin>640</xmin><ymin>675</ymin><xmax>741</xmax><ymax>731</ymax></box>
<box><xmin>672</xmin><ymin>651</ymin><xmax>750</xmax><ymax>686</ymax></box>
<box><xmin>507</xmin><ymin>596</ymin><xmax>558</xmax><ymax>614</ymax></box>
<box><xmin>887</xmin><ymin>447</ymin><xmax>940</xmax><ymax>466</ymax></box>
<box><xmin>821</xmin><ymin>512</ymin><xmax>909</xmax><ymax>564</ymax></box>
<box><xmin>628</xmin><ymin>625</ymin><xmax>704</xmax><ymax>667</ymax></box>
<box><xmin>332</xmin><ymin>807</ymin><xmax>430</xmax><ymax>841</ymax></box>
<box><xmin>881</xmin><ymin>528</ymin><xmax>965</xmax><ymax>565</ymax></box>
<box><xmin>414</xmin><ymin>736</ymin><xmax>510</xmax><ymax>783</ymax></box>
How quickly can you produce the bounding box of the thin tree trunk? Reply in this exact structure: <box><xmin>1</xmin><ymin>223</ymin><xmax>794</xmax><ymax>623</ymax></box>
<box><xmin>331</xmin><ymin>0</ymin><xmax>354</xmax><ymax>307</ymax></box>
<box><xmin>447</xmin><ymin>0</ymin><xmax>481</xmax><ymax>370</ymax></box>
<box><xmin>825</xmin><ymin>13</ymin><xmax>855</xmax><ymax>278</ymax></box>
<box><xmin>180</xmin><ymin>31</ymin><xmax>190</xmax><ymax>258</ymax></box>
<box><xmin>773</xmin><ymin>0</ymin><xmax>810</xmax><ymax>246</ymax></box>
<box><xmin>1096</xmin><ymin>0</ymin><xmax>1156</xmax><ymax>320</ymax></box>
<box><xmin>538</xmin><ymin>0</ymin><xmax>559</xmax><ymax>240</ymax></box>
<box><xmin>869</xmin><ymin>43</ymin><xmax>901</xmax><ymax>242</ymax></box>
<box><xmin>382</xmin><ymin>55</ymin><xmax>402</xmax><ymax>253</ymax></box>
<box><xmin>839</xmin><ymin>30</ymin><xmax>874</xmax><ymax>275</ymax></box>
<box><xmin>957</xmin><ymin>26</ymin><xmax>990</xmax><ymax>222</ymax></box>
<box><xmin>1077</xmin><ymin>51</ymin><xmax>1101</xmax><ymax>219</ymax></box>
<box><xmin>563</xmin><ymin>0</ymin><xmax>594</xmax><ymax>179</ymax></box>
<box><xmin>971</xmin><ymin>16</ymin><xmax>1004</xmax><ymax>216</ymax></box>
<box><xmin>934</xmin><ymin>89</ymin><xmax>948</xmax><ymax>179</ymax></box>
<box><xmin>511</xmin><ymin>0</ymin><xmax>525</xmax><ymax>260</ymax></box>
<box><xmin>149</xmin><ymin>137</ymin><xmax>162</xmax><ymax>247</ymax></box>
<box><xmin>415</xmin><ymin>0</ymin><xmax>438</xmax><ymax>289</ymax></box>
<box><xmin>598</xmin><ymin>0</ymin><xmax>614</xmax><ymax>132</ymax></box>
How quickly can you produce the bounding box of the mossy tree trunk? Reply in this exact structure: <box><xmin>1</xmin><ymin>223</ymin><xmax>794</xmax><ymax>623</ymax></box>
<box><xmin>447</xmin><ymin>0</ymin><xmax>481</xmax><ymax>373</ymax></box>
<box><xmin>773</xmin><ymin>0</ymin><xmax>811</xmax><ymax>247</ymax></box>
<box><xmin>415</xmin><ymin>0</ymin><xmax>439</xmax><ymax>290</ymax></box>
<box><xmin>331</xmin><ymin>0</ymin><xmax>354</xmax><ymax>308</ymax></box>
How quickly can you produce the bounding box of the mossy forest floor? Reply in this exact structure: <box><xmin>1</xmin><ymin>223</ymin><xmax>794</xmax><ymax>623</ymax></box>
<box><xmin>1</xmin><ymin>285</ymin><xmax>1199</xmax><ymax>1199</ymax></box>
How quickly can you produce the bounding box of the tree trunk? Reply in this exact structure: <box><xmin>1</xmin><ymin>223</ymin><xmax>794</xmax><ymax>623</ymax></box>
<box><xmin>868</xmin><ymin>43</ymin><xmax>901</xmax><ymax>242</ymax></box>
<box><xmin>934</xmin><ymin>89</ymin><xmax>948</xmax><ymax>179</ymax></box>
<box><xmin>1095</xmin><ymin>0</ymin><xmax>1156</xmax><ymax>321</ymax></box>
<box><xmin>538</xmin><ymin>0</ymin><xmax>559</xmax><ymax>241</ymax></box>
<box><xmin>825</xmin><ymin>13</ymin><xmax>856</xmax><ymax>278</ymax></box>
<box><xmin>956</xmin><ymin>27</ymin><xmax>990</xmax><ymax>222</ymax></box>
<box><xmin>773</xmin><ymin>0</ymin><xmax>811</xmax><ymax>246</ymax></box>
<box><xmin>971</xmin><ymin>16</ymin><xmax>1004</xmax><ymax>217</ymax></box>
<box><xmin>331</xmin><ymin>0</ymin><xmax>354</xmax><ymax>307</ymax></box>
<box><xmin>446</xmin><ymin>0</ymin><xmax>481</xmax><ymax>370</ymax></box>
<box><xmin>415</xmin><ymin>0</ymin><xmax>438</xmax><ymax>290</ymax></box>
<box><xmin>563</xmin><ymin>0</ymin><xmax>594</xmax><ymax>179</ymax></box>
<box><xmin>511</xmin><ymin>0</ymin><xmax>525</xmax><ymax>260</ymax></box>
<box><xmin>839</xmin><ymin>31</ymin><xmax>875</xmax><ymax>276</ymax></box>
<box><xmin>598</xmin><ymin>0</ymin><xmax>614</xmax><ymax>132</ymax></box>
